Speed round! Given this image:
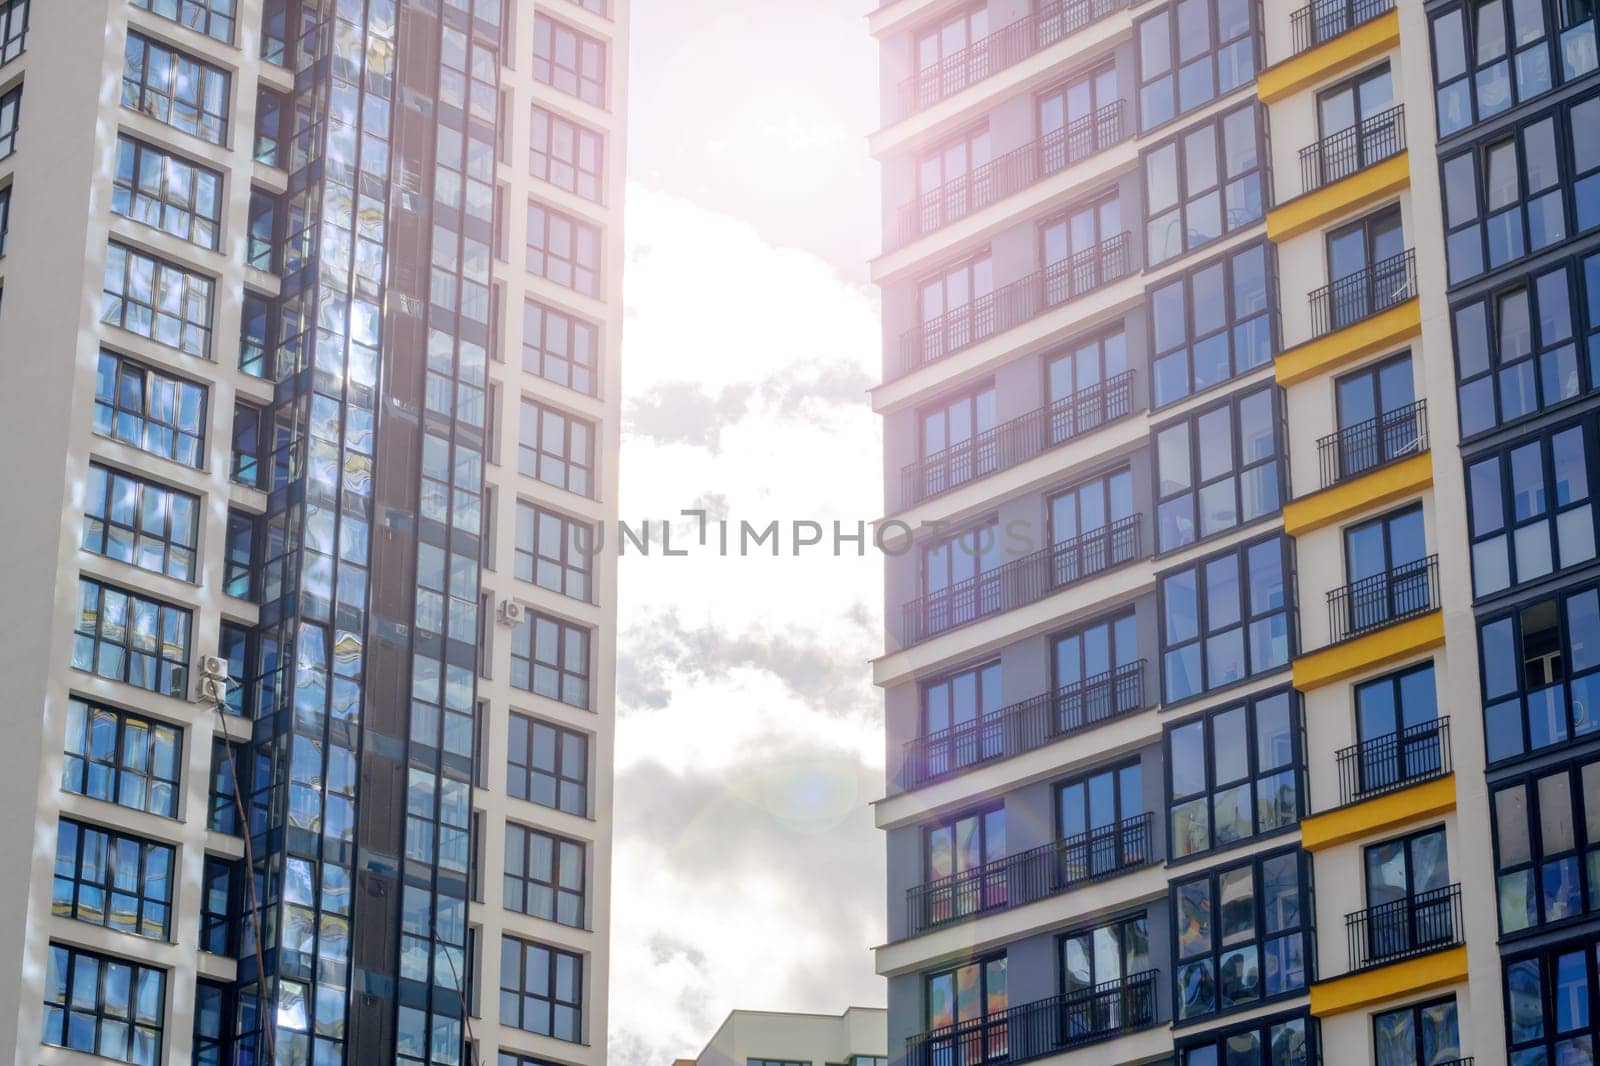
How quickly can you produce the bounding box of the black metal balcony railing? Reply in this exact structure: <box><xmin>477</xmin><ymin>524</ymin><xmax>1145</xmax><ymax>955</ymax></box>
<box><xmin>1309</xmin><ymin>248</ymin><xmax>1416</xmax><ymax>339</ymax></box>
<box><xmin>895</xmin><ymin>0</ymin><xmax>1128</xmax><ymax>120</ymax></box>
<box><xmin>1345</xmin><ymin>883</ymin><xmax>1464</xmax><ymax>973</ymax></box>
<box><xmin>903</xmin><ymin>371</ymin><xmax>1135</xmax><ymax>509</ymax></box>
<box><xmin>904</xmin><ymin>971</ymin><xmax>1159</xmax><ymax>1066</ymax></box>
<box><xmin>1316</xmin><ymin>398</ymin><xmax>1428</xmax><ymax>490</ymax></box>
<box><xmin>1299</xmin><ymin>104</ymin><xmax>1405</xmax><ymax>195</ymax></box>
<box><xmin>904</xmin><ymin>514</ymin><xmax>1141</xmax><ymax>646</ymax></box>
<box><xmin>899</xmin><ymin>232</ymin><xmax>1133</xmax><ymax>379</ymax></box>
<box><xmin>1289</xmin><ymin>0</ymin><xmax>1395</xmax><ymax>56</ymax></box>
<box><xmin>906</xmin><ymin>813</ymin><xmax>1155</xmax><ymax>937</ymax></box>
<box><xmin>894</xmin><ymin>102</ymin><xmax>1127</xmax><ymax>249</ymax></box>
<box><xmin>1326</xmin><ymin>554</ymin><xmax>1439</xmax><ymax>644</ymax></box>
<box><xmin>903</xmin><ymin>660</ymin><xmax>1145</xmax><ymax>790</ymax></box>
<box><xmin>1335</xmin><ymin>716</ymin><xmax>1452</xmax><ymax>807</ymax></box>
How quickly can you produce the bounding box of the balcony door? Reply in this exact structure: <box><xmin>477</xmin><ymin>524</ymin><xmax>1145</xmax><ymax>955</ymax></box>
<box><xmin>1051</xmin><ymin>612</ymin><xmax>1138</xmax><ymax>733</ymax></box>
<box><xmin>1056</xmin><ymin>760</ymin><xmax>1143</xmax><ymax>881</ymax></box>
<box><xmin>918</xmin><ymin>127</ymin><xmax>992</xmax><ymax>233</ymax></box>
<box><xmin>920</xmin><ymin>255</ymin><xmax>995</xmax><ymax>359</ymax></box>
<box><xmin>1363</xmin><ymin>827</ymin><xmax>1452</xmax><ymax>961</ymax></box>
<box><xmin>1042</xmin><ymin>196</ymin><xmax>1120</xmax><ymax>304</ymax></box>
<box><xmin>919</xmin><ymin>384</ymin><xmax>998</xmax><ymax>497</ymax></box>
<box><xmin>926</xmin><ymin>806</ymin><xmax>1007</xmax><ymax>925</ymax></box>
<box><xmin>1326</xmin><ymin>207</ymin><xmax>1405</xmax><ymax>330</ymax></box>
<box><xmin>915</xmin><ymin>6</ymin><xmax>989</xmax><ymax>105</ymax></box>
<box><xmin>1343</xmin><ymin>504</ymin><xmax>1427</xmax><ymax>633</ymax></box>
<box><xmin>922</xmin><ymin>522</ymin><xmax>1003</xmax><ymax>632</ymax></box>
<box><xmin>922</xmin><ymin>661</ymin><xmax>1004</xmax><ymax>777</ymax></box>
<box><xmin>1045</xmin><ymin>329</ymin><xmax>1127</xmax><ymax>444</ymax></box>
<box><xmin>1333</xmin><ymin>352</ymin><xmax>1418</xmax><ymax>479</ymax></box>
<box><xmin>1058</xmin><ymin>914</ymin><xmax>1151</xmax><ymax>1039</ymax></box>
<box><xmin>1315</xmin><ymin>64</ymin><xmax>1396</xmax><ymax>185</ymax></box>
<box><xmin>926</xmin><ymin>955</ymin><xmax>1008</xmax><ymax>1066</ymax></box>
<box><xmin>1354</xmin><ymin>663</ymin><xmax>1441</xmax><ymax>795</ymax></box>
<box><xmin>1037</xmin><ymin>65</ymin><xmax>1118</xmax><ymax>172</ymax></box>
<box><xmin>1048</xmin><ymin>468</ymin><xmax>1133</xmax><ymax>585</ymax></box>
<box><xmin>1373</xmin><ymin>995</ymin><xmax>1461</xmax><ymax>1066</ymax></box>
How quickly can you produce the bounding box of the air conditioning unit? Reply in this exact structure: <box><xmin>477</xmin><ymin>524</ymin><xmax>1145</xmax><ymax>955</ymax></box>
<box><xmin>197</xmin><ymin>675</ymin><xmax>228</xmax><ymax>703</ymax></box>
<box><xmin>497</xmin><ymin>599</ymin><xmax>524</xmax><ymax>627</ymax></box>
<box><xmin>199</xmin><ymin>655</ymin><xmax>229</xmax><ymax>680</ymax></box>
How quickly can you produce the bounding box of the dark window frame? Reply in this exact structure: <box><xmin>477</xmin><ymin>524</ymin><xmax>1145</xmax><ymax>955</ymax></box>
<box><xmin>499</xmin><ymin>935</ymin><xmax>583</xmax><ymax>1042</ymax></box>
<box><xmin>101</xmin><ymin>241</ymin><xmax>215</xmax><ymax>359</ymax></box>
<box><xmin>198</xmin><ymin>855</ymin><xmax>237</xmax><ymax>955</ymax></box>
<box><xmin>1143</xmin><ymin>101</ymin><xmax>1268</xmax><ymax>267</ymax></box>
<box><xmin>530</xmin><ymin>103</ymin><xmax>604</xmax><ymax>203</ymax></box>
<box><xmin>111</xmin><ymin>135</ymin><xmax>224</xmax><ymax>251</ymax></box>
<box><xmin>1428</xmin><ymin>0</ymin><xmax>1598</xmax><ymax>138</ymax></box>
<box><xmin>525</xmin><ymin>199</ymin><xmax>601</xmax><ymax>297</ymax></box>
<box><xmin>71</xmin><ymin>577</ymin><xmax>192</xmax><ymax>698</ymax></box>
<box><xmin>518</xmin><ymin>397</ymin><xmax>596</xmax><ymax>497</ymax></box>
<box><xmin>509</xmin><ymin>610</ymin><xmax>591</xmax><ymax>708</ymax></box>
<box><xmin>120</xmin><ymin>30</ymin><xmax>230</xmax><ymax>145</ymax></box>
<box><xmin>1173</xmin><ymin>1007</ymin><xmax>1318</xmax><ymax>1062</ymax></box>
<box><xmin>503</xmin><ymin>821</ymin><xmax>587</xmax><ymax>928</ymax></box>
<box><xmin>532</xmin><ymin>13</ymin><xmax>607</xmax><ymax>108</ymax></box>
<box><xmin>1478</xmin><ymin>577</ymin><xmax>1600</xmax><ymax>765</ymax></box>
<box><xmin>52</xmin><ymin>817</ymin><xmax>175</xmax><ymax>941</ymax></box>
<box><xmin>131</xmin><ymin>0</ymin><xmax>236</xmax><ymax>44</ymax></box>
<box><xmin>1056</xmin><ymin>908</ymin><xmax>1152</xmax><ymax>996</ymax></box>
<box><xmin>1501</xmin><ymin>932</ymin><xmax>1600</xmax><ymax>1063</ymax></box>
<box><xmin>0</xmin><ymin>0</ymin><xmax>28</xmax><ymax>65</ymax></box>
<box><xmin>513</xmin><ymin>500</ymin><xmax>595</xmax><ymax>602</ymax></box>
<box><xmin>1148</xmin><ymin>237</ymin><xmax>1277</xmax><ymax>408</ymax></box>
<box><xmin>82</xmin><ymin>462</ymin><xmax>200</xmax><ymax>583</ymax></box>
<box><xmin>0</xmin><ymin>83</ymin><xmax>18</xmax><ymax>157</ymax></box>
<box><xmin>506</xmin><ymin>711</ymin><xmax>589</xmax><ymax>816</ymax></box>
<box><xmin>1489</xmin><ymin>752</ymin><xmax>1600</xmax><ymax>937</ymax></box>
<box><xmin>61</xmin><ymin>695</ymin><xmax>182</xmax><ymax>819</ymax></box>
<box><xmin>1371</xmin><ymin>994</ymin><xmax>1461</xmax><ymax>1066</ymax></box>
<box><xmin>43</xmin><ymin>942</ymin><xmax>166</xmax><ymax>1063</ymax></box>
<box><xmin>1154</xmin><ymin>383</ymin><xmax>1286</xmax><ymax>554</ymax></box>
<box><xmin>522</xmin><ymin>297</ymin><xmax>599</xmax><ymax>396</ymax></box>
<box><xmin>1135</xmin><ymin>0</ymin><xmax>1259</xmax><ymax>133</ymax></box>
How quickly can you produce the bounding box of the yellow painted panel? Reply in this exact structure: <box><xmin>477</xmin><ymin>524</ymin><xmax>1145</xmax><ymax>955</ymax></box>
<box><xmin>1283</xmin><ymin>453</ymin><xmax>1433</xmax><ymax>536</ymax></box>
<box><xmin>1311</xmin><ymin>946</ymin><xmax>1469</xmax><ymax>1016</ymax></box>
<box><xmin>1276</xmin><ymin>299</ymin><xmax>1421</xmax><ymax>386</ymax></box>
<box><xmin>1292</xmin><ymin>611</ymin><xmax>1445</xmax><ymax>692</ymax></box>
<box><xmin>1300</xmin><ymin>774</ymin><xmax>1456</xmax><ymax>851</ymax></box>
<box><xmin>1268</xmin><ymin>153</ymin><xmax>1411</xmax><ymax>243</ymax></box>
<box><xmin>1258</xmin><ymin>10</ymin><xmax>1402</xmax><ymax>104</ymax></box>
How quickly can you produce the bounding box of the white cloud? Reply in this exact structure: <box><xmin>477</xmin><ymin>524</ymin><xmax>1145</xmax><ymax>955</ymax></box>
<box><xmin>609</xmin><ymin>183</ymin><xmax>887</xmax><ymax>1065</ymax></box>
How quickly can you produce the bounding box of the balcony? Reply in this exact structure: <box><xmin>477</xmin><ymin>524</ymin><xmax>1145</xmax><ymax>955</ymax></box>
<box><xmin>891</xmin><ymin>102</ymin><xmax>1128</xmax><ymax>251</ymax></box>
<box><xmin>1344</xmin><ymin>883</ymin><xmax>1464</xmax><ymax>974</ymax></box>
<box><xmin>1334</xmin><ymin>717</ymin><xmax>1452</xmax><ymax>808</ymax></box>
<box><xmin>1289</xmin><ymin>0</ymin><xmax>1396</xmax><ymax>58</ymax></box>
<box><xmin>896</xmin><ymin>232</ymin><xmax>1134</xmax><ymax>380</ymax></box>
<box><xmin>900</xmin><ymin>370</ymin><xmax>1135</xmax><ymax>510</ymax></box>
<box><xmin>1326</xmin><ymin>554</ymin><xmax>1438</xmax><ymax>646</ymax></box>
<box><xmin>1316</xmin><ymin>398</ymin><xmax>1427</xmax><ymax>491</ymax></box>
<box><xmin>1270</xmin><ymin>106</ymin><xmax>1409</xmax><ymax>243</ymax></box>
<box><xmin>1298</xmin><ymin>105</ymin><xmax>1404</xmax><ymax>197</ymax></box>
<box><xmin>902</xmin><ymin>660</ymin><xmax>1144</xmax><ymax>791</ymax></box>
<box><xmin>891</xmin><ymin>0</ymin><xmax>1128</xmax><ymax>123</ymax></box>
<box><xmin>1309</xmin><ymin>248</ymin><xmax>1416</xmax><ymax>341</ymax></box>
<box><xmin>904</xmin><ymin>971</ymin><xmax>1159</xmax><ymax>1066</ymax></box>
<box><xmin>904</xmin><ymin>813</ymin><xmax>1155</xmax><ymax>938</ymax></box>
<box><xmin>901</xmin><ymin>514</ymin><xmax>1141</xmax><ymax>646</ymax></box>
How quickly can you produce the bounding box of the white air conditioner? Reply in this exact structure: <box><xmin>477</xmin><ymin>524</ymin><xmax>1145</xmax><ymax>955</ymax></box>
<box><xmin>197</xmin><ymin>675</ymin><xmax>228</xmax><ymax>703</ymax></box>
<box><xmin>199</xmin><ymin>655</ymin><xmax>229</xmax><ymax>680</ymax></box>
<box><xmin>497</xmin><ymin>599</ymin><xmax>525</xmax><ymax>627</ymax></box>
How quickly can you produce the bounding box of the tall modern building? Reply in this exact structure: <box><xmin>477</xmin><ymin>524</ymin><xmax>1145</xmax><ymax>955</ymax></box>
<box><xmin>0</xmin><ymin>0</ymin><xmax>626</xmax><ymax>1063</ymax></box>
<box><xmin>870</xmin><ymin>0</ymin><xmax>1598</xmax><ymax>1064</ymax></box>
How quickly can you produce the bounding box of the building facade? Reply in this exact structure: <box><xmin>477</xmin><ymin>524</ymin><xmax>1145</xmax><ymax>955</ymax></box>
<box><xmin>0</xmin><ymin>0</ymin><xmax>626</xmax><ymax>1063</ymax></box>
<box><xmin>870</xmin><ymin>0</ymin><xmax>1599</xmax><ymax>1063</ymax></box>
<box><xmin>676</xmin><ymin>1007</ymin><xmax>889</xmax><ymax>1066</ymax></box>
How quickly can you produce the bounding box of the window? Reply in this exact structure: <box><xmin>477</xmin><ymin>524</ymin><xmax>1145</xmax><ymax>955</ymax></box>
<box><xmin>121</xmin><ymin>31</ymin><xmax>229</xmax><ymax>145</ymax></box>
<box><xmin>240</xmin><ymin>291</ymin><xmax>275</xmax><ymax>379</ymax></box>
<box><xmin>223</xmin><ymin>510</ymin><xmax>258</xmax><ymax>599</ymax></box>
<box><xmin>260</xmin><ymin>0</ymin><xmax>287</xmax><ymax>64</ymax></box>
<box><xmin>916</xmin><ymin>383</ymin><xmax>997</xmax><ymax>497</ymax></box>
<box><xmin>72</xmin><ymin>578</ymin><xmax>191</xmax><ymax>698</ymax></box>
<box><xmin>1430</xmin><ymin>0</ymin><xmax>1597</xmax><ymax>137</ymax></box>
<box><xmin>1333</xmin><ymin>352</ymin><xmax>1420</xmax><ymax>480</ymax></box>
<box><xmin>530</xmin><ymin>105</ymin><xmax>603</xmax><ymax>202</ymax></box>
<box><xmin>43</xmin><ymin>943</ymin><xmax>165</xmax><ymax>1063</ymax></box>
<box><xmin>510</xmin><ymin>611</ymin><xmax>590</xmax><ymax>708</ymax></box>
<box><xmin>1059</xmin><ymin>914</ymin><xmax>1151</xmax><ymax>1021</ymax></box>
<box><xmin>0</xmin><ymin>183</ymin><xmax>9</xmax><ymax>256</ymax></box>
<box><xmin>526</xmin><ymin>202</ymin><xmax>600</xmax><ymax>296</ymax></box>
<box><xmin>1052</xmin><ymin>611</ymin><xmax>1141</xmax><ymax>728</ymax></box>
<box><xmin>254</xmin><ymin>87</ymin><xmax>285</xmax><ymax>167</ymax></box>
<box><xmin>514</xmin><ymin>502</ymin><xmax>594</xmax><ymax>601</ymax></box>
<box><xmin>82</xmin><ymin>464</ymin><xmax>198</xmax><ymax>582</ymax></box>
<box><xmin>193</xmin><ymin>980</ymin><xmax>231</xmax><ymax>1066</ymax></box>
<box><xmin>111</xmin><ymin>136</ymin><xmax>222</xmax><ymax>250</ymax></box>
<box><xmin>911</xmin><ymin>6</ymin><xmax>989</xmax><ymax>110</ymax></box>
<box><xmin>52</xmin><ymin>819</ymin><xmax>174</xmax><ymax>940</ymax></box>
<box><xmin>1168</xmin><ymin>689</ymin><xmax>1301</xmax><ymax>858</ymax></box>
<box><xmin>1503</xmin><ymin>934</ymin><xmax>1600</xmax><ymax>1064</ymax></box>
<box><xmin>1341</xmin><ymin>505</ymin><xmax>1429</xmax><ymax>634</ymax></box>
<box><xmin>1491</xmin><ymin>755</ymin><xmax>1600</xmax><ymax>933</ymax></box>
<box><xmin>1161</xmin><ymin>536</ymin><xmax>1292</xmax><ymax>703</ymax></box>
<box><xmin>914</xmin><ymin>125</ymin><xmax>991</xmax><ymax>233</ymax></box>
<box><xmin>1467</xmin><ymin>420</ymin><xmax>1597</xmax><ymax>595</ymax></box>
<box><xmin>916</xmin><ymin>252</ymin><xmax>994</xmax><ymax>361</ymax></box>
<box><xmin>1038</xmin><ymin>65</ymin><xmax>1120</xmax><ymax>171</ymax></box>
<box><xmin>523</xmin><ymin>299</ymin><xmax>598</xmax><ymax>395</ymax></box>
<box><xmin>1145</xmin><ymin>103</ymin><xmax>1264</xmax><ymax>266</ymax></box>
<box><xmin>1172</xmin><ymin>847</ymin><xmax>1311</xmax><ymax>1021</ymax></box>
<box><xmin>61</xmin><ymin>697</ymin><xmax>181</xmax><ymax>818</ymax></box>
<box><xmin>923</xmin><ymin>805</ymin><xmax>1005</xmax><ymax>922</ymax></box>
<box><xmin>1374</xmin><ymin>996</ymin><xmax>1461</xmax><ymax>1066</ymax></box>
<box><xmin>504</xmin><ymin>822</ymin><xmax>586</xmax><ymax>927</ymax></box>
<box><xmin>1363</xmin><ymin>826</ymin><xmax>1455</xmax><ymax>959</ymax></box>
<box><xmin>0</xmin><ymin>0</ymin><xmax>27</xmax><ymax>64</ymax></box>
<box><xmin>1441</xmin><ymin>96</ymin><xmax>1600</xmax><ymax>284</ymax></box>
<box><xmin>1042</xmin><ymin>194</ymin><xmax>1122</xmax><ymax>302</ymax></box>
<box><xmin>1057</xmin><ymin>760</ymin><xmax>1147</xmax><ymax>877</ymax></box>
<box><xmin>131</xmin><ymin>0</ymin><xmax>236</xmax><ymax>43</ymax></box>
<box><xmin>0</xmin><ymin>84</ymin><xmax>18</xmax><ymax>158</ymax></box>
<box><xmin>1479</xmin><ymin>580</ymin><xmax>1600</xmax><ymax>761</ymax></box>
<box><xmin>1156</xmin><ymin>386</ymin><xmax>1283</xmax><ymax>553</ymax></box>
<box><xmin>1324</xmin><ymin>207</ymin><xmax>1408</xmax><ymax>332</ymax></box>
<box><xmin>919</xmin><ymin>660</ymin><xmax>1003</xmax><ymax>776</ymax></box>
<box><xmin>533</xmin><ymin>14</ymin><xmax>605</xmax><ymax>107</ymax></box>
<box><xmin>217</xmin><ymin>621</ymin><xmax>254</xmax><ymax>717</ymax></box>
<box><xmin>1354</xmin><ymin>662</ymin><xmax>1444</xmax><ymax>793</ymax></box>
<box><xmin>920</xmin><ymin>521</ymin><xmax>1003</xmax><ymax>630</ymax></box>
<box><xmin>1455</xmin><ymin>251</ymin><xmax>1600</xmax><ymax>435</ymax></box>
<box><xmin>1313</xmin><ymin>65</ymin><xmax>1399</xmax><ymax>187</ymax></box>
<box><xmin>101</xmin><ymin>242</ymin><xmax>214</xmax><ymax>358</ymax></box>
<box><xmin>507</xmin><ymin>712</ymin><xmax>588</xmax><ymax>815</ymax></box>
<box><xmin>500</xmin><ymin>936</ymin><xmax>582</xmax><ymax>1041</ymax></box>
<box><xmin>518</xmin><ymin>399</ymin><xmax>594</xmax><ymax>496</ymax></box>
<box><xmin>1049</xmin><ymin>467</ymin><xmax>1134</xmax><ymax>570</ymax></box>
<box><xmin>246</xmin><ymin>189</ymin><xmax>277</xmax><ymax>272</ymax></box>
<box><xmin>1176</xmin><ymin>1009</ymin><xmax>1314</xmax><ymax>1065</ymax></box>
<box><xmin>1137</xmin><ymin>0</ymin><xmax>1256</xmax><ymax>130</ymax></box>
<box><xmin>230</xmin><ymin>401</ymin><xmax>263</xmax><ymax>488</ymax></box>
<box><xmin>751</xmin><ymin>1060</ymin><xmax>808</xmax><ymax>1066</ymax></box>
<box><xmin>1149</xmin><ymin>240</ymin><xmax>1273</xmax><ymax>406</ymax></box>
<box><xmin>208</xmin><ymin>739</ymin><xmax>241</xmax><ymax>833</ymax></box>
<box><xmin>926</xmin><ymin>956</ymin><xmax>1007</xmax><ymax>1057</ymax></box>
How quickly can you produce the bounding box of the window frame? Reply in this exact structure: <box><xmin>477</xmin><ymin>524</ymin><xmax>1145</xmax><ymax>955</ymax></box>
<box><xmin>1148</xmin><ymin>238</ymin><xmax>1276</xmax><ymax>408</ymax></box>
<box><xmin>0</xmin><ymin>83</ymin><xmax>18</xmax><ymax>158</ymax></box>
<box><xmin>1372</xmin><ymin>994</ymin><xmax>1461</xmax><ymax>1066</ymax></box>
<box><xmin>530</xmin><ymin>103</ymin><xmax>604</xmax><ymax>202</ymax></box>
<box><xmin>506</xmin><ymin>711</ymin><xmax>589</xmax><ymax>816</ymax></box>
<box><xmin>517</xmin><ymin>398</ymin><xmax>596</xmax><ymax>497</ymax></box>
<box><xmin>509</xmin><ymin>610</ymin><xmax>591</xmax><ymax>708</ymax></box>
<box><xmin>1154</xmin><ymin>383</ymin><xmax>1286</xmax><ymax>554</ymax></box>
<box><xmin>111</xmin><ymin>135</ymin><xmax>224</xmax><ymax>251</ymax></box>
<box><xmin>91</xmin><ymin>349</ymin><xmax>212</xmax><ymax>482</ymax></box>
<box><xmin>1174</xmin><ymin>1007</ymin><xmax>1318</xmax><ymax>1064</ymax></box>
<box><xmin>199</xmin><ymin>855</ymin><xmax>236</xmax><ymax>955</ymax></box>
<box><xmin>522</xmin><ymin>298</ymin><xmax>599</xmax><ymax>396</ymax></box>
<box><xmin>43</xmin><ymin>942</ymin><xmax>166</xmax><ymax>1063</ymax></box>
<box><xmin>52</xmin><ymin>817</ymin><xmax>175</xmax><ymax>941</ymax></box>
<box><xmin>82</xmin><ymin>463</ymin><xmax>200</xmax><ymax>583</ymax></box>
<box><xmin>101</xmin><ymin>241</ymin><xmax>215</xmax><ymax>359</ymax></box>
<box><xmin>1478</xmin><ymin>577</ymin><xmax>1600</xmax><ymax>764</ymax></box>
<box><xmin>513</xmin><ymin>500</ymin><xmax>595</xmax><ymax>603</ymax></box>
<box><xmin>1143</xmin><ymin>101</ymin><xmax>1267</xmax><ymax>267</ymax></box>
<box><xmin>131</xmin><ymin>0</ymin><xmax>236</xmax><ymax>44</ymax></box>
<box><xmin>71</xmin><ymin>577</ymin><xmax>192</xmax><ymax>699</ymax></box>
<box><xmin>532</xmin><ymin>13</ymin><xmax>607</xmax><ymax>108</ymax></box>
<box><xmin>61</xmin><ymin>696</ymin><xmax>182</xmax><ymax>819</ymax></box>
<box><xmin>120</xmin><ymin>30</ymin><xmax>230</xmax><ymax>145</ymax></box>
<box><xmin>0</xmin><ymin>0</ymin><xmax>28</xmax><ymax>65</ymax></box>
<box><xmin>1501</xmin><ymin>932</ymin><xmax>1600</xmax><ymax>1063</ymax></box>
<box><xmin>503</xmin><ymin>820</ymin><xmax>587</xmax><ymax>929</ymax></box>
<box><xmin>1056</xmin><ymin>908</ymin><xmax>1153</xmax><ymax>997</ymax></box>
<box><xmin>1489</xmin><ymin>753</ymin><xmax>1600</xmax><ymax>936</ymax></box>
<box><xmin>1428</xmin><ymin>0</ymin><xmax>1598</xmax><ymax>138</ymax></box>
<box><xmin>1135</xmin><ymin>0</ymin><xmax>1259</xmax><ymax>133</ymax></box>
<box><xmin>499</xmin><ymin>935</ymin><xmax>583</xmax><ymax>1042</ymax></box>
<box><xmin>525</xmin><ymin>200</ymin><xmax>601</xmax><ymax>297</ymax></box>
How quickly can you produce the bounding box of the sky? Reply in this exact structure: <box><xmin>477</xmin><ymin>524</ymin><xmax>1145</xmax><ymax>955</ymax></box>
<box><xmin>608</xmin><ymin>4</ymin><xmax>888</xmax><ymax>1063</ymax></box>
